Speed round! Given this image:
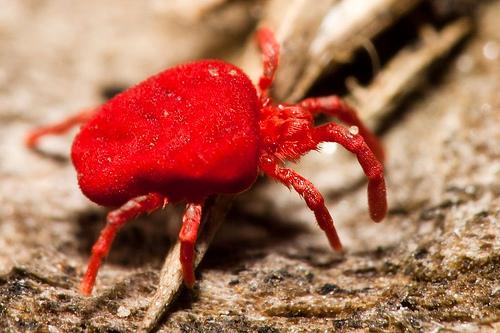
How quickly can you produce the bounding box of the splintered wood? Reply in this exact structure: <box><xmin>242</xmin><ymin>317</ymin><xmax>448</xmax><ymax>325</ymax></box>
<box><xmin>348</xmin><ymin>18</ymin><xmax>472</xmax><ymax>128</ymax></box>
<box><xmin>286</xmin><ymin>0</ymin><xmax>423</xmax><ymax>102</ymax></box>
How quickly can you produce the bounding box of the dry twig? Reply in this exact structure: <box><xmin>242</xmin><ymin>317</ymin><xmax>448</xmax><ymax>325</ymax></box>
<box><xmin>141</xmin><ymin>196</ymin><xmax>232</xmax><ymax>332</ymax></box>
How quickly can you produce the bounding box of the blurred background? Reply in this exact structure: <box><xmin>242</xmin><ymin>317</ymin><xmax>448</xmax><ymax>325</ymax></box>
<box><xmin>0</xmin><ymin>1</ymin><xmax>498</xmax><ymax>332</ymax></box>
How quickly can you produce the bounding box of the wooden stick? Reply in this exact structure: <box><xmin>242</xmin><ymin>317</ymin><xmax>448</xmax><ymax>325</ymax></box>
<box><xmin>140</xmin><ymin>196</ymin><xmax>232</xmax><ymax>333</ymax></box>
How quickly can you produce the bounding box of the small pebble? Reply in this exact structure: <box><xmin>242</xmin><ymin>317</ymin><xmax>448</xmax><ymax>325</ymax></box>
<box><xmin>483</xmin><ymin>41</ymin><xmax>499</xmax><ymax>60</ymax></box>
<box><xmin>48</xmin><ymin>325</ymin><xmax>60</xmax><ymax>333</ymax></box>
<box><xmin>117</xmin><ymin>305</ymin><xmax>131</xmax><ymax>318</ymax></box>
<box><xmin>349</xmin><ymin>125</ymin><xmax>359</xmax><ymax>135</ymax></box>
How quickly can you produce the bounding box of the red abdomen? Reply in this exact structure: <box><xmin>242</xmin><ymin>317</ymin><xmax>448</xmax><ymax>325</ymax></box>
<box><xmin>72</xmin><ymin>60</ymin><xmax>260</xmax><ymax>206</ymax></box>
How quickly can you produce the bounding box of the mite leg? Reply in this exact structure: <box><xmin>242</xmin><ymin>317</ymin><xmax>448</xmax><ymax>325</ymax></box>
<box><xmin>298</xmin><ymin>96</ymin><xmax>385</xmax><ymax>162</ymax></box>
<box><xmin>259</xmin><ymin>156</ymin><xmax>342</xmax><ymax>251</ymax></box>
<box><xmin>178</xmin><ymin>202</ymin><xmax>203</xmax><ymax>288</ymax></box>
<box><xmin>256</xmin><ymin>27</ymin><xmax>280</xmax><ymax>102</ymax></box>
<box><xmin>80</xmin><ymin>193</ymin><xmax>167</xmax><ymax>296</ymax></box>
<box><xmin>313</xmin><ymin>123</ymin><xmax>387</xmax><ymax>222</ymax></box>
<box><xmin>25</xmin><ymin>107</ymin><xmax>98</xmax><ymax>149</ymax></box>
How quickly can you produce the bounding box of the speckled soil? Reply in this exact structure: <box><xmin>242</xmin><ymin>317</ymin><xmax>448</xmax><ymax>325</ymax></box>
<box><xmin>0</xmin><ymin>1</ymin><xmax>498</xmax><ymax>332</ymax></box>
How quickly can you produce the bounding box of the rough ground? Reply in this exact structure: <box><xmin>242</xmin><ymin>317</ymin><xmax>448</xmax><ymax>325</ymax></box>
<box><xmin>0</xmin><ymin>1</ymin><xmax>498</xmax><ymax>332</ymax></box>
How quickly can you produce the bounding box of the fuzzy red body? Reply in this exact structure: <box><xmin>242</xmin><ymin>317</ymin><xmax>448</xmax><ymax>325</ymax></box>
<box><xmin>72</xmin><ymin>60</ymin><xmax>260</xmax><ymax>206</ymax></box>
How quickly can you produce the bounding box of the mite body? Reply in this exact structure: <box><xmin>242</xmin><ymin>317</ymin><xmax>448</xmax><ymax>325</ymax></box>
<box><xmin>73</xmin><ymin>60</ymin><xmax>260</xmax><ymax>206</ymax></box>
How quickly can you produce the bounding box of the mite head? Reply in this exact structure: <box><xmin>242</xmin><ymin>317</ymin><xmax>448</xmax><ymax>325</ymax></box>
<box><xmin>259</xmin><ymin>104</ymin><xmax>315</xmax><ymax>161</ymax></box>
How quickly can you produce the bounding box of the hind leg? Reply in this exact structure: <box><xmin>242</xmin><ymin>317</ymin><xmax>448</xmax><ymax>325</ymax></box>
<box><xmin>25</xmin><ymin>107</ymin><xmax>97</xmax><ymax>148</ymax></box>
<box><xmin>256</xmin><ymin>27</ymin><xmax>280</xmax><ymax>103</ymax></box>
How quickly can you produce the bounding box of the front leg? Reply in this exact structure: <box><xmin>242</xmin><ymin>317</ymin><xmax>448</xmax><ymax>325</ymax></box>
<box><xmin>256</xmin><ymin>27</ymin><xmax>280</xmax><ymax>104</ymax></box>
<box><xmin>80</xmin><ymin>193</ymin><xmax>166</xmax><ymax>295</ymax></box>
<box><xmin>298</xmin><ymin>96</ymin><xmax>385</xmax><ymax>162</ymax></box>
<box><xmin>259</xmin><ymin>156</ymin><xmax>342</xmax><ymax>251</ymax></box>
<box><xmin>313</xmin><ymin>123</ymin><xmax>387</xmax><ymax>222</ymax></box>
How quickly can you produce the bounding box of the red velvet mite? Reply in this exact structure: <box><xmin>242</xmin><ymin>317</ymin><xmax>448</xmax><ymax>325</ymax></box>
<box><xmin>26</xmin><ymin>27</ymin><xmax>387</xmax><ymax>295</ymax></box>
